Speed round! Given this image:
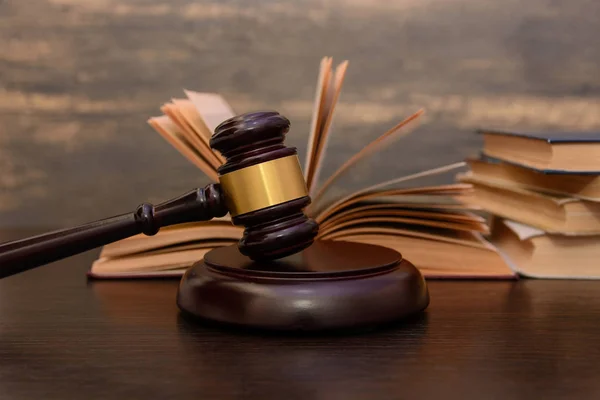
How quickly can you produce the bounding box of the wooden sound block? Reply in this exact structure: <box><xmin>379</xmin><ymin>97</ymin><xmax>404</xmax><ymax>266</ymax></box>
<box><xmin>176</xmin><ymin>240</ymin><xmax>429</xmax><ymax>331</ymax></box>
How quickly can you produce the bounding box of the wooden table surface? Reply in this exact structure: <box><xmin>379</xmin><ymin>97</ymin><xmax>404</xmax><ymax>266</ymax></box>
<box><xmin>1</xmin><ymin>229</ymin><xmax>599</xmax><ymax>400</ymax></box>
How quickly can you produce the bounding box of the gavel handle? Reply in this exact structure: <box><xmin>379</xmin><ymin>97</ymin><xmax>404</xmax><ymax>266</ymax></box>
<box><xmin>0</xmin><ymin>184</ymin><xmax>227</xmax><ymax>279</ymax></box>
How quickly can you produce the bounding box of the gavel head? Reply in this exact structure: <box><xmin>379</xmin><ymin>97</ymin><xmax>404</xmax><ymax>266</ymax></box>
<box><xmin>210</xmin><ymin>111</ymin><xmax>319</xmax><ymax>261</ymax></box>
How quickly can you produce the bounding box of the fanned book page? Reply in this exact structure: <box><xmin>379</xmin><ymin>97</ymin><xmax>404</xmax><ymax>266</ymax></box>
<box><xmin>304</xmin><ymin>57</ymin><xmax>333</xmax><ymax>189</ymax></box>
<box><xmin>89</xmin><ymin>57</ymin><xmax>515</xmax><ymax>280</ymax></box>
<box><xmin>304</xmin><ymin>58</ymin><xmax>348</xmax><ymax>195</ymax></box>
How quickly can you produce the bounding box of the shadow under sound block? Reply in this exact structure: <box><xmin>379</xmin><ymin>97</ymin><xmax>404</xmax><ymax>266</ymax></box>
<box><xmin>176</xmin><ymin>240</ymin><xmax>430</xmax><ymax>331</ymax></box>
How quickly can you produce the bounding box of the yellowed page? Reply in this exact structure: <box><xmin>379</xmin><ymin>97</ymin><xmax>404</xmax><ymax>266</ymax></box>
<box><xmin>171</xmin><ymin>98</ymin><xmax>212</xmax><ymax>144</ymax></box>
<box><xmin>148</xmin><ymin>116</ymin><xmax>219</xmax><ymax>181</ymax></box>
<box><xmin>319</xmin><ymin>216</ymin><xmax>487</xmax><ymax>238</ymax></box>
<box><xmin>308</xmin><ymin>109</ymin><xmax>425</xmax><ymax>213</ymax></box>
<box><xmin>458</xmin><ymin>172</ymin><xmax>577</xmax><ymax>206</ymax></box>
<box><xmin>353</xmin><ymin>162</ymin><xmax>468</xmax><ymax>198</ymax></box>
<box><xmin>183</xmin><ymin>90</ymin><xmax>236</xmax><ymax>135</ymax></box>
<box><xmin>100</xmin><ymin>222</ymin><xmax>242</xmax><ymax>258</ymax></box>
<box><xmin>313</xmin><ymin>162</ymin><xmax>467</xmax><ymax>222</ymax></box>
<box><xmin>161</xmin><ymin>103</ymin><xmax>221</xmax><ymax>170</ymax></box>
<box><xmin>324</xmin><ymin>226</ymin><xmax>487</xmax><ymax>248</ymax></box>
<box><xmin>304</xmin><ymin>57</ymin><xmax>333</xmax><ymax>182</ymax></box>
<box><xmin>169</xmin><ymin>99</ymin><xmax>225</xmax><ymax>165</ymax></box>
<box><xmin>92</xmin><ymin>248</ymin><xmax>213</xmax><ymax>273</ymax></box>
<box><xmin>144</xmin><ymin>240</ymin><xmax>235</xmax><ymax>255</ymax></box>
<box><xmin>320</xmin><ymin>207</ymin><xmax>486</xmax><ymax>230</ymax></box>
<box><xmin>316</xmin><ymin>181</ymin><xmax>472</xmax><ymax>224</ymax></box>
<box><xmin>306</xmin><ymin>60</ymin><xmax>348</xmax><ymax>194</ymax></box>
<box><xmin>321</xmin><ymin>201</ymin><xmax>478</xmax><ymax>224</ymax></box>
<box><xmin>320</xmin><ymin>215</ymin><xmax>488</xmax><ymax>236</ymax></box>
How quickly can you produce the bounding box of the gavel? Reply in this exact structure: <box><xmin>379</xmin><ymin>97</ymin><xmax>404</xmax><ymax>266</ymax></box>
<box><xmin>0</xmin><ymin>111</ymin><xmax>319</xmax><ymax>279</ymax></box>
<box><xmin>0</xmin><ymin>110</ymin><xmax>430</xmax><ymax>331</ymax></box>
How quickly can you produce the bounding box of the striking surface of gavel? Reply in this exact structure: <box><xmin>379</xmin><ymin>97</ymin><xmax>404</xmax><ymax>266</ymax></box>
<box><xmin>0</xmin><ymin>111</ymin><xmax>429</xmax><ymax>331</ymax></box>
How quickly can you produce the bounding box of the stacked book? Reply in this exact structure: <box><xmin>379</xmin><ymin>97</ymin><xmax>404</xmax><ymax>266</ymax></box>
<box><xmin>458</xmin><ymin>129</ymin><xmax>600</xmax><ymax>279</ymax></box>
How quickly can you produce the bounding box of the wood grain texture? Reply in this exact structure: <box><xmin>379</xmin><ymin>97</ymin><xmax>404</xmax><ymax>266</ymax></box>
<box><xmin>1</xmin><ymin>0</ymin><xmax>600</xmax><ymax>227</ymax></box>
<box><xmin>1</xmin><ymin>229</ymin><xmax>600</xmax><ymax>399</ymax></box>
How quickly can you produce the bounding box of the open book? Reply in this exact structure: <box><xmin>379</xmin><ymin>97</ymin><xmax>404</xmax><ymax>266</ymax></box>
<box><xmin>89</xmin><ymin>57</ymin><xmax>514</xmax><ymax>279</ymax></box>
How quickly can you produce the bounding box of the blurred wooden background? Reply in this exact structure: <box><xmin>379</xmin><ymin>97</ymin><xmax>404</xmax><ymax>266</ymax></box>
<box><xmin>1</xmin><ymin>0</ymin><xmax>599</xmax><ymax>227</ymax></box>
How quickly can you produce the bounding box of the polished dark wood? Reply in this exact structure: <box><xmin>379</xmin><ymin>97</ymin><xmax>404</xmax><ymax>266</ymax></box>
<box><xmin>2</xmin><ymin>228</ymin><xmax>600</xmax><ymax>400</ymax></box>
<box><xmin>211</xmin><ymin>111</ymin><xmax>296</xmax><ymax>174</ymax></box>
<box><xmin>0</xmin><ymin>184</ymin><xmax>226</xmax><ymax>279</ymax></box>
<box><xmin>235</xmin><ymin>196</ymin><xmax>318</xmax><ymax>260</ymax></box>
<box><xmin>213</xmin><ymin>112</ymin><xmax>319</xmax><ymax>260</ymax></box>
<box><xmin>177</xmin><ymin>241</ymin><xmax>429</xmax><ymax>331</ymax></box>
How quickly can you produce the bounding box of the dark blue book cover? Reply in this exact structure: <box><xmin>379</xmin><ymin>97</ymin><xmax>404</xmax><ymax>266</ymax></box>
<box><xmin>476</xmin><ymin>129</ymin><xmax>600</xmax><ymax>144</ymax></box>
<box><xmin>476</xmin><ymin>152</ymin><xmax>600</xmax><ymax>175</ymax></box>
